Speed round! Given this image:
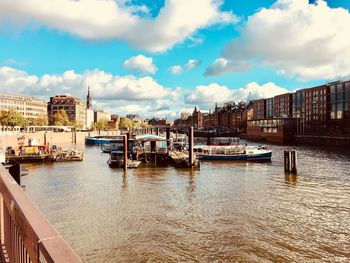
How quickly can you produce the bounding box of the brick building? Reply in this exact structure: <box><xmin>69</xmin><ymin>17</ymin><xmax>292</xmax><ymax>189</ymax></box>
<box><xmin>48</xmin><ymin>95</ymin><xmax>86</xmax><ymax>127</ymax></box>
<box><xmin>247</xmin><ymin>80</ymin><xmax>350</xmax><ymax>143</ymax></box>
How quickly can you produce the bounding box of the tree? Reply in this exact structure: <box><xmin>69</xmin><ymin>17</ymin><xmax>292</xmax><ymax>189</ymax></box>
<box><xmin>70</xmin><ymin>120</ymin><xmax>84</xmax><ymax>130</ymax></box>
<box><xmin>95</xmin><ymin>118</ymin><xmax>109</xmax><ymax>131</ymax></box>
<box><xmin>140</xmin><ymin>122</ymin><xmax>150</xmax><ymax>128</ymax></box>
<box><xmin>53</xmin><ymin>109</ymin><xmax>70</xmax><ymax>126</ymax></box>
<box><xmin>0</xmin><ymin>109</ymin><xmax>27</xmax><ymax>130</ymax></box>
<box><xmin>119</xmin><ymin>118</ymin><xmax>134</xmax><ymax>130</ymax></box>
<box><xmin>32</xmin><ymin>115</ymin><xmax>48</xmax><ymax>126</ymax></box>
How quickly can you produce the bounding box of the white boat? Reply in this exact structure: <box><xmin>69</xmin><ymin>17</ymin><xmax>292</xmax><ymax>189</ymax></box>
<box><xmin>101</xmin><ymin>144</ymin><xmax>111</xmax><ymax>153</ymax></box>
<box><xmin>193</xmin><ymin>145</ymin><xmax>272</xmax><ymax>161</ymax></box>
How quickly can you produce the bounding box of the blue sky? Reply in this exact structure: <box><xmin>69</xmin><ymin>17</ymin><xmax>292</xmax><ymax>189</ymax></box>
<box><xmin>0</xmin><ymin>0</ymin><xmax>350</xmax><ymax>119</ymax></box>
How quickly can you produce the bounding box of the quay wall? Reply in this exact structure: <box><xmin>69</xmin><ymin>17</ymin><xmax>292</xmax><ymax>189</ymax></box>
<box><xmin>0</xmin><ymin>131</ymin><xmax>120</xmax><ymax>148</ymax></box>
<box><xmin>295</xmin><ymin>135</ymin><xmax>350</xmax><ymax>147</ymax></box>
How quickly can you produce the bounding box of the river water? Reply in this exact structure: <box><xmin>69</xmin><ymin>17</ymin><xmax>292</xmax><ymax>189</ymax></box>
<box><xmin>21</xmin><ymin>143</ymin><xmax>350</xmax><ymax>262</ymax></box>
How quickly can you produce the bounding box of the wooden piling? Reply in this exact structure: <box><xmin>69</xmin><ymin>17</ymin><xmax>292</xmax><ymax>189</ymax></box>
<box><xmin>123</xmin><ymin>135</ymin><xmax>128</xmax><ymax>170</ymax></box>
<box><xmin>284</xmin><ymin>151</ymin><xmax>291</xmax><ymax>172</ymax></box>
<box><xmin>166</xmin><ymin>128</ymin><xmax>171</xmax><ymax>153</ymax></box>
<box><xmin>290</xmin><ymin>150</ymin><xmax>297</xmax><ymax>174</ymax></box>
<box><xmin>156</xmin><ymin>128</ymin><xmax>159</xmax><ymax>136</ymax></box>
<box><xmin>189</xmin><ymin>127</ymin><xmax>194</xmax><ymax>166</ymax></box>
<box><xmin>284</xmin><ymin>150</ymin><xmax>297</xmax><ymax>174</ymax></box>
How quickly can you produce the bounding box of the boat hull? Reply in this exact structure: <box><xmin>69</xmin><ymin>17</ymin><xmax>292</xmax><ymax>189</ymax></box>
<box><xmin>198</xmin><ymin>151</ymin><xmax>272</xmax><ymax>161</ymax></box>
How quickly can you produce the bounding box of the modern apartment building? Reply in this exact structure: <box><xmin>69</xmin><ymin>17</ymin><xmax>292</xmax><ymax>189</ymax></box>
<box><xmin>247</xmin><ymin>80</ymin><xmax>350</xmax><ymax>143</ymax></box>
<box><xmin>0</xmin><ymin>93</ymin><xmax>47</xmax><ymax>124</ymax></box>
<box><xmin>47</xmin><ymin>95</ymin><xmax>86</xmax><ymax>127</ymax></box>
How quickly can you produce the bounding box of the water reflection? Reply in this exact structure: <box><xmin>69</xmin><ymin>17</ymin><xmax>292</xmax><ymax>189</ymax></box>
<box><xmin>285</xmin><ymin>173</ymin><xmax>298</xmax><ymax>185</ymax></box>
<box><xmin>21</xmin><ymin>144</ymin><xmax>350</xmax><ymax>262</ymax></box>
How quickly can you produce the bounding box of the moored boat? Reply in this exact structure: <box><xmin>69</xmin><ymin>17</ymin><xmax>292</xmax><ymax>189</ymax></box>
<box><xmin>107</xmin><ymin>150</ymin><xmax>141</xmax><ymax>168</ymax></box>
<box><xmin>194</xmin><ymin>145</ymin><xmax>272</xmax><ymax>161</ymax></box>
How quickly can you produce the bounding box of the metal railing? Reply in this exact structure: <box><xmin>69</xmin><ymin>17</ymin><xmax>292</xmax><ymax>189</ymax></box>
<box><xmin>0</xmin><ymin>165</ymin><xmax>82</xmax><ymax>263</ymax></box>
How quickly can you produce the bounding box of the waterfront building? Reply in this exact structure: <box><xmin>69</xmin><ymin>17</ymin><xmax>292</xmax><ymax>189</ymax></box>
<box><xmin>126</xmin><ymin>114</ymin><xmax>142</xmax><ymax>126</ymax></box>
<box><xmin>48</xmin><ymin>95</ymin><xmax>86</xmax><ymax>127</ymax></box>
<box><xmin>94</xmin><ymin>109</ymin><xmax>111</xmax><ymax>123</ymax></box>
<box><xmin>0</xmin><ymin>93</ymin><xmax>47</xmax><ymax>125</ymax></box>
<box><xmin>174</xmin><ymin>107</ymin><xmax>203</xmax><ymax>130</ymax></box>
<box><xmin>201</xmin><ymin>102</ymin><xmax>247</xmax><ymax>133</ymax></box>
<box><xmin>86</xmin><ymin>109</ymin><xmax>94</xmax><ymax>129</ymax></box>
<box><xmin>247</xmin><ymin>80</ymin><xmax>350</xmax><ymax>143</ymax></box>
<box><xmin>148</xmin><ymin>118</ymin><xmax>171</xmax><ymax>127</ymax></box>
<box><xmin>192</xmin><ymin>107</ymin><xmax>203</xmax><ymax>130</ymax></box>
<box><xmin>108</xmin><ymin>114</ymin><xmax>120</xmax><ymax>130</ymax></box>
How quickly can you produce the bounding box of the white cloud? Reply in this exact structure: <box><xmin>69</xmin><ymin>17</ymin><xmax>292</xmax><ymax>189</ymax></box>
<box><xmin>0</xmin><ymin>0</ymin><xmax>238</xmax><ymax>52</ymax></box>
<box><xmin>206</xmin><ymin>0</ymin><xmax>350</xmax><ymax>80</ymax></box>
<box><xmin>185</xmin><ymin>82</ymin><xmax>287</xmax><ymax>109</ymax></box>
<box><xmin>170</xmin><ymin>59</ymin><xmax>201</xmax><ymax>75</ymax></box>
<box><xmin>185</xmin><ymin>59</ymin><xmax>201</xmax><ymax>70</ymax></box>
<box><xmin>0</xmin><ymin>66</ymin><xmax>177</xmax><ymax>100</ymax></box>
<box><xmin>170</xmin><ymin>65</ymin><xmax>183</xmax><ymax>75</ymax></box>
<box><xmin>123</xmin><ymin>54</ymin><xmax>157</xmax><ymax>75</ymax></box>
<box><xmin>232</xmin><ymin>82</ymin><xmax>288</xmax><ymax>101</ymax></box>
<box><xmin>0</xmin><ymin>66</ymin><xmax>185</xmax><ymax>118</ymax></box>
<box><xmin>185</xmin><ymin>83</ymin><xmax>234</xmax><ymax>108</ymax></box>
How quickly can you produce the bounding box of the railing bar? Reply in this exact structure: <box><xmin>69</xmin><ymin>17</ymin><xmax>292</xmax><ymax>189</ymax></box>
<box><xmin>15</xmin><ymin>225</ymin><xmax>19</xmax><ymax>263</ymax></box>
<box><xmin>19</xmin><ymin>234</ymin><xmax>23</xmax><ymax>263</ymax></box>
<box><xmin>10</xmin><ymin>218</ymin><xmax>13</xmax><ymax>262</ymax></box>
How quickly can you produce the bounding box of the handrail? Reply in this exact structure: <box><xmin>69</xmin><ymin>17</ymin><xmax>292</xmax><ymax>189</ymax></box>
<box><xmin>0</xmin><ymin>165</ymin><xmax>82</xmax><ymax>263</ymax></box>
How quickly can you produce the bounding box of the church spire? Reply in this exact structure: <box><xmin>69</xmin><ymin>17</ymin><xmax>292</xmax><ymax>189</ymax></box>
<box><xmin>87</xmin><ymin>86</ymin><xmax>92</xmax><ymax>109</ymax></box>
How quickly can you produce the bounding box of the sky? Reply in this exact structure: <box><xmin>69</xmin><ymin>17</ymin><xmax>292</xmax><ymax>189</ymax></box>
<box><xmin>1</xmin><ymin>0</ymin><xmax>350</xmax><ymax>119</ymax></box>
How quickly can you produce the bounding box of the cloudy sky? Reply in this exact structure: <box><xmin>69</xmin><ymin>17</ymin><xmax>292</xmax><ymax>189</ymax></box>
<box><xmin>1</xmin><ymin>0</ymin><xmax>350</xmax><ymax>119</ymax></box>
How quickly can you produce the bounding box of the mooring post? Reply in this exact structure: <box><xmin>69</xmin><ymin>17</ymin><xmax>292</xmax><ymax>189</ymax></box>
<box><xmin>290</xmin><ymin>150</ymin><xmax>297</xmax><ymax>174</ymax></box>
<box><xmin>284</xmin><ymin>151</ymin><xmax>291</xmax><ymax>173</ymax></box>
<box><xmin>284</xmin><ymin>150</ymin><xmax>298</xmax><ymax>174</ymax></box>
<box><xmin>166</xmin><ymin>128</ymin><xmax>171</xmax><ymax>153</ymax></box>
<box><xmin>189</xmin><ymin>127</ymin><xmax>194</xmax><ymax>167</ymax></box>
<box><xmin>123</xmin><ymin>135</ymin><xmax>128</xmax><ymax>170</ymax></box>
<box><xmin>44</xmin><ymin>132</ymin><xmax>47</xmax><ymax>145</ymax></box>
<box><xmin>207</xmin><ymin>134</ymin><xmax>211</xmax><ymax>145</ymax></box>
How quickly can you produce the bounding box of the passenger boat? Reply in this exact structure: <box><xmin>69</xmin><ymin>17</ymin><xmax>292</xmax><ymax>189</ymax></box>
<box><xmin>193</xmin><ymin>145</ymin><xmax>272</xmax><ymax>161</ymax></box>
<box><xmin>85</xmin><ymin>136</ymin><xmax>121</xmax><ymax>145</ymax></box>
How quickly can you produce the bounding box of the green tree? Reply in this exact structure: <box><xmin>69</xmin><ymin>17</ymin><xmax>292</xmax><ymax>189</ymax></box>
<box><xmin>140</xmin><ymin>121</ymin><xmax>150</xmax><ymax>128</ymax></box>
<box><xmin>53</xmin><ymin>109</ymin><xmax>70</xmax><ymax>126</ymax></box>
<box><xmin>32</xmin><ymin>115</ymin><xmax>48</xmax><ymax>126</ymax></box>
<box><xmin>0</xmin><ymin>109</ymin><xmax>27</xmax><ymax>129</ymax></box>
<box><xmin>119</xmin><ymin>118</ymin><xmax>134</xmax><ymax>130</ymax></box>
<box><xmin>95</xmin><ymin>118</ymin><xmax>109</xmax><ymax>131</ymax></box>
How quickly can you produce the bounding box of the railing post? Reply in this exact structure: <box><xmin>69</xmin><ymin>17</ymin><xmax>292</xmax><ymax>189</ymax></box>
<box><xmin>189</xmin><ymin>127</ymin><xmax>194</xmax><ymax>166</ymax></box>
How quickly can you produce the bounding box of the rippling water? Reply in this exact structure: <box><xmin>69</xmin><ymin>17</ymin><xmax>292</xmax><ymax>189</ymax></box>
<box><xmin>21</xmin><ymin>143</ymin><xmax>350</xmax><ymax>262</ymax></box>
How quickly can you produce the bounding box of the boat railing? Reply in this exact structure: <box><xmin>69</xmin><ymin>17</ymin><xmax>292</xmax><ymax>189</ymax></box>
<box><xmin>0</xmin><ymin>164</ymin><xmax>82</xmax><ymax>262</ymax></box>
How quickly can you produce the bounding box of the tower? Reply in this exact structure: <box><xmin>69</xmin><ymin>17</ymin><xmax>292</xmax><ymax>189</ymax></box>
<box><xmin>86</xmin><ymin>86</ymin><xmax>92</xmax><ymax>109</ymax></box>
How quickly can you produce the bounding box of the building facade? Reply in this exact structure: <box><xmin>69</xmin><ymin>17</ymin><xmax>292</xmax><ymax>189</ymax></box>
<box><xmin>47</xmin><ymin>95</ymin><xmax>86</xmax><ymax>127</ymax></box>
<box><xmin>247</xmin><ymin>80</ymin><xmax>350</xmax><ymax>143</ymax></box>
<box><xmin>0</xmin><ymin>93</ymin><xmax>47</xmax><ymax>125</ymax></box>
<box><xmin>94</xmin><ymin>109</ymin><xmax>111</xmax><ymax>123</ymax></box>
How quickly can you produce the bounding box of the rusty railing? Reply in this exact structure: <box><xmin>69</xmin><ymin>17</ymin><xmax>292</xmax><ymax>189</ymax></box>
<box><xmin>0</xmin><ymin>165</ymin><xmax>82</xmax><ymax>263</ymax></box>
